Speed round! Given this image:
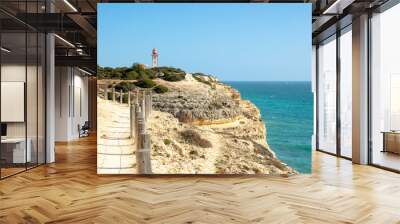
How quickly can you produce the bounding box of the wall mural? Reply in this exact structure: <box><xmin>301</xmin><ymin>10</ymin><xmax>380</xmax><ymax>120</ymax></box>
<box><xmin>97</xmin><ymin>3</ymin><xmax>312</xmax><ymax>174</ymax></box>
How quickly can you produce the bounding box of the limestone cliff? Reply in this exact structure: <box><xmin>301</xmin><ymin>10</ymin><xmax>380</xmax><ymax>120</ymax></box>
<box><xmin>148</xmin><ymin>74</ymin><xmax>296</xmax><ymax>175</ymax></box>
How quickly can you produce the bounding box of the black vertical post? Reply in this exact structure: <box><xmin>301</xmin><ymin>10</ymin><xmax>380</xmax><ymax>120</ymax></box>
<box><xmin>44</xmin><ymin>10</ymin><xmax>47</xmax><ymax>165</ymax></box>
<box><xmin>36</xmin><ymin>0</ymin><xmax>39</xmax><ymax>167</ymax></box>
<box><xmin>367</xmin><ymin>11</ymin><xmax>373</xmax><ymax>165</ymax></box>
<box><xmin>25</xmin><ymin>1</ymin><xmax>28</xmax><ymax>171</ymax></box>
<box><xmin>336</xmin><ymin>29</ymin><xmax>341</xmax><ymax>157</ymax></box>
<box><xmin>316</xmin><ymin>45</ymin><xmax>320</xmax><ymax>151</ymax></box>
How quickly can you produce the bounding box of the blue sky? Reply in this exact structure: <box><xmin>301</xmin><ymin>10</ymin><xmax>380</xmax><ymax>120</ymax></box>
<box><xmin>98</xmin><ymin>4</ymin><xmax>311</xmax><ymax>81</ymax></box>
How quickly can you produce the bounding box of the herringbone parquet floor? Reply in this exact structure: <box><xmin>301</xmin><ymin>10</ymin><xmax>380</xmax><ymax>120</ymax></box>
<box><xmin>1</xmin><ymin>135</ymin><xmax>400</xmax><ymax>224</ymax></box>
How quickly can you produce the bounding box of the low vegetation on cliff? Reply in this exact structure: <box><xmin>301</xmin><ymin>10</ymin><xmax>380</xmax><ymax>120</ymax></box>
<box><xmin>98</xmin><ymin>63</ymin><xmax>295</xmax><ymax>175</ymax></box>
<box><xmin>98</xmin><ymin>64</ymin><xmax>192</xmax><ymax>93</ymax></box>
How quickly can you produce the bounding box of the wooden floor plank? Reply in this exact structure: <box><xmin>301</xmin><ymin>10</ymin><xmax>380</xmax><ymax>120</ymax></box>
<box><xmin>0</xmin><ymin>135</ymin><xmax>399</xmax><ymax>223</ymax></box>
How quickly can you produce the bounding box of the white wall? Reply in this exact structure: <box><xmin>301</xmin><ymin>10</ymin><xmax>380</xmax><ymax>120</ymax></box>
<box><xmin>71</xmin><ymin>71</ymin><xmax>89</xmax><ymax>138</ymax></box>
<box><xmin>1</xmin><ymin>64</ymin><xmax>26</xmax><ymax>139</ymax></box>
<box><xmin>1</xmin><ymin>65</ymin><xmax>35</xmax><ymax>138</ymax></box>
<box><xmin>55</xmin><ymin>67</ymin><xmax>89</xmax><ymax>141</ymax></box>
<box><xmin>1</xmin><ymin>63</ymin><xmax>46</xmax><ymax>164</ymax></box>
<box><xmin>1</xmin><ymin>64</ymin><xmax>25</xmax><ymax>82</ymax></box>
<box><xmin>55</xmin><ymin>66</ymin><xmax>69</xmax><ymax>141</ymax></box>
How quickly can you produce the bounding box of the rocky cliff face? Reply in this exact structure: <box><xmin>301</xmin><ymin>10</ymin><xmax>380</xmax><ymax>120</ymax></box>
<box><xmin>147</xmin><ymin>74</ymin><xmax>296</xmax><ymax>175</ymax></box>
<box><xmin>152</xmin><ymin>88</ymin><xmax>241</xmax><ymax>123</ymax></box>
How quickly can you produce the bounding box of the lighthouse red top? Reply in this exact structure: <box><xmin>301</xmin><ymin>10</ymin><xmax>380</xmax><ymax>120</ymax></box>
<box><xmin>152</xmin><ymin>48</ymin><xmax>158</xmax><ymax>55</ymax></box>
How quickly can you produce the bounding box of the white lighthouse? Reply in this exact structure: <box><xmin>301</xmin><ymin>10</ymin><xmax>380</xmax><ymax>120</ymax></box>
<box><xmin>152</xmin><ymin>48</ymin><xmax>158</xmax><ymax>67</ymax></box>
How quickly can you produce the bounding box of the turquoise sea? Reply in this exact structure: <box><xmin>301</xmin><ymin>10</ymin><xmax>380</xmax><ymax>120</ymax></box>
<box><xmin>226</xmin><ymin>81</ymin><xmax>313</xmax><ymax>173</ymax></box>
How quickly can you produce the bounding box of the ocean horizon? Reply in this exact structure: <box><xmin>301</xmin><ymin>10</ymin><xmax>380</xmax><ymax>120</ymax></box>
<box><xmin>225</xmin><ymin>81</ymin><xmax>313</xmax><ymax>173</ymax></box>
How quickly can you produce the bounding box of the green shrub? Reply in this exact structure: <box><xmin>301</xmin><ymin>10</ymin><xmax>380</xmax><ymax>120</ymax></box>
<box><xmin>126</xmin><ymin>71</ymin><xmax>139</xmax><ymax>80</ymax></box>
<box><xmin>189</xmin><ymin>150</ymin><xmax>198</xmax><ymax>157</ymax></box>
<box><xmin>163</xmin><ymin>72</ymin><xmax>186</xmax><ymax>82</ymax></box>
<box><xmin>114</xmin><ymin>81</ymin><xmax>135</xmax><ymax>92</ymax></box>
<box><xmin>156</xmin><ymin>66</ymin><xmax>184</xmax><ymax>73</ymax></box>
<box><xmin>98</xmin><ymin>65</ymin><xmax>187</xmax><ymax>81</ymax></box>
<box><xmin>180</xmin><ymin>130</ymin><xmax>212</xmax><ymax>148</ymax></box>
<box><xmin>110</xmin><ymin>71</ymin><xmax>122</xmax><ymax>79</ymax></box>
<box><xmin>152</xmin><ymin>67</ymin><xmax>186</xmax><ymax>82</ymax></box>
<box><xmin>163</xmin><ymin>139</ymin><xmax>172</xmax><ymax>145</ymax></box>
<box><xmin>154</xmin><ymin>85</ymin><xmax>168</xmax><ymax>94</ymax></box>
<box><xmin>137</xmin><ymin>70</ymin><xmax>147</xmax><ymax>79</ymax></box>
<box><xmin>146</xmin><ymin>69</ymin><xmax>156</xmax><ymax>79</ymax></box>
<box><xmin>134</xmin><ymin>78</ymin><xmax>156</xmax><ymax>88</ymax></box>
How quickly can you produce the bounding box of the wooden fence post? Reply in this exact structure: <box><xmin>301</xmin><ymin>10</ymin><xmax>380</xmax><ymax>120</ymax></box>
<box><xmin>128</xmin><ymin>91</ymin><xmax>131</xmax><ymax>106</ymax></box>
<box><xmin>144</xmin><ymin>92</ymin><xmax>148</xmax><ymax>120</ymax></box>
<box><xmin>135</xmin><ymin>105</ymin><xmax>141</xmax><ymax>148</ymax></box>
<box><xmin>134</xmin><ymin>90</ymin><xmax>139</xmax><ymax>106</ymax></box>
<box><xmin>120</xmin><ymin>89</ymin><xmax>123</xmax><ymax>104</ymax></box>
<box><xmin>112</xmin><ymin>88</ymin><xmax>116</xmax><ymax>102</ymax></box>
<box><xmin>144</xmin><ymin>91</ymin><xmax>152</xmax><ymax>120</ymax></box>
<box><xmin>149</xmin><ymin>91</ymin><xmax>152</xmax><ymax>114</ymax></box>
<box><xmin>136</xmin><ymin>134</ymin><xmax>152</xmax><ymax>174</ymax></box>
<box><xmin>104</xmin><ymin>85</ymin><xmax>108</xmax><ymax>100</ymax></box>
<box><xmin>136</xmin><ymin>110</ymin><xmax>151</xmax><ymax>174</ymax></box>
<box><xmin>140</xmin><ymin>91</ymin><xmax>146</xmax><ymax>116</ymax></box>
<box><xmin>130</xmin><ymin>104</ymin><xmax>134</xmax><ymax>139</ymax></box>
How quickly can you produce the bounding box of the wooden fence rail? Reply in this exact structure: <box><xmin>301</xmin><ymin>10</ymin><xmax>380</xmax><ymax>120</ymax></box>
<box><xmin>98</xmin><ymin>86</ymin><xmax>153</xmax><ymax>174</ymax></box>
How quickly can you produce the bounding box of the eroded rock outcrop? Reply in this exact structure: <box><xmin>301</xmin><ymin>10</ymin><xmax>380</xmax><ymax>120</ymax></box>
<box><xmin>152</xmin><ymin>90</ymin><xmax>241</xmax><ymax>123</ymax></box>
<box><xmin>147</xmin><ymin>74</ymin><xmax>296</xmax><ymax>175</ymax></box>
